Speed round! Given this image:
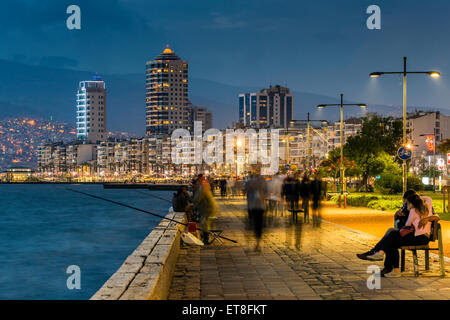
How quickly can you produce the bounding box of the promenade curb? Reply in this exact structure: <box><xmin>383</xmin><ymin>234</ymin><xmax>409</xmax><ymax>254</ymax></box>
<box><xmin>90</xmin><ymin>210</ymin><xmax>185</xmax><ymax>300</ymax></box>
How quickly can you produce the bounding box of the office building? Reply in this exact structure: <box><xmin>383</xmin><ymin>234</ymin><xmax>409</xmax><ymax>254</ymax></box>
<box><xmin>76</xmin><ymin>74</ymin><xmax>107</xmax><ymax>143</ymax></box>
<box><xmin>189</xmin><ymin>105</ymin><xmax>213</xmax><ymax>132</ymax></box>
<box><xmin>407</xmin><ymin>110</ymin><xmax>450</xmax><ymax>168</ymax></box>
<box><xmin>239</xmin><ymin>85</ymin><xmax>294</xmax><ymax>129</ymax></box>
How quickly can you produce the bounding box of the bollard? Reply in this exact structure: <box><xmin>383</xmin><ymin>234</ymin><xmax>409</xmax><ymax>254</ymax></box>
<box><xmin>444</xmin><ymin>186</ymin><xmax>449</xmax><ymax>213</ymax></box>
<box><xmin>444</xmin><ymin>189</ymin><xmax>446</xmax><ymax>213</ymax></box>
<box><xmin>344</xmin><ymin>194</ymin><xmax>347</xmax><ymax>208</ymax></box>
<box><xmin>338</xmin><ymin>194</ymin><xmax>341</xmax><ymax>208</ymax></box>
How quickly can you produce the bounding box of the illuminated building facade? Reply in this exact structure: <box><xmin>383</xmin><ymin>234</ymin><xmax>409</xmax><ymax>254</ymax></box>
<box><xmin>407</xmin><ymin>110</ymin><xmax>450</xmax><ymax>169</ymax></box>
<box><xmin>76</xmin><ymin>74</ymin><xmax>107</xmax><ymax>143</ymax></box>
<box><xmin>239</xmin><ymin>85</ymin><xmax>294</xmax><ymax>129</ymax></box>
<box><xmin>146</xmin><ymin>47</ymin><xmax>190</xmax><ymax>135</ymax></box>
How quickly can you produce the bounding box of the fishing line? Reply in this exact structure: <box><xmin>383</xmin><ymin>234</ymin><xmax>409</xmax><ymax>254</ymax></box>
<box><xmin>66</xmin><ymin>188</ymin><xmax>238</xmax><ymax>244</ymax></box>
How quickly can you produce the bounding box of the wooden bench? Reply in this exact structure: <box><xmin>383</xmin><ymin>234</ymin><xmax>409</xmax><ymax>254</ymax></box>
<box><xmin>400</xmin><ymin>218</ymin><xmax>445</xmax><ymax>277</ymax></box>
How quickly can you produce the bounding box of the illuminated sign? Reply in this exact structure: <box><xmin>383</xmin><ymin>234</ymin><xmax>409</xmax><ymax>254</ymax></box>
<box><xmin>426</xmin><ymin>135</ymin><xmax>435</xmax><ymax>151</ymax></box>
<box><xmin>448</xmin><ymin>153</ymin><xmax>450</xmax><ymax>165</ymax></box>
<box><xmin>438</xmin><ymin>158</ymin><xmax>445</xmax><ymax>171</ymax></box>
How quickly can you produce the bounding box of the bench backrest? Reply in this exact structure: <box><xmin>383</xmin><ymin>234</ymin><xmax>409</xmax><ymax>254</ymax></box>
<box><xmin>430</xmin><ymin>221</ymin><xmax>440</xmax><ymax>242</ymax></box>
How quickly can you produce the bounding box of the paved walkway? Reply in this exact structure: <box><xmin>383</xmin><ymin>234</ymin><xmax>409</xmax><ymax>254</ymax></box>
<box><xmin>320</xmin><ymin>203</ymin><xmax>450</xmax><ymax>257</ymax></box>
<box><xmin>168</xmin><ymin>199</ymin><xmax>450</xmax><ymax>300</ymax></box>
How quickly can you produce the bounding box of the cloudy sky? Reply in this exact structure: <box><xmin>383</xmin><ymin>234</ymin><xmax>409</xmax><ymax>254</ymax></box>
<box><xmin>2</xmin><ymin>0</ymin><xmax>450</xmax><ymax>109</ymax></box>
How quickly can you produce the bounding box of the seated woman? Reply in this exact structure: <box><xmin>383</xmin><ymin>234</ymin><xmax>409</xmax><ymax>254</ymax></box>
<box><xmin>357</xmin><ymin>190</ymin><xmax>417</xmax><ymax>261</ymax></box>
<box><xmin>357</xmin><ymin>193</ymin><xmax>434</xmax><ymax>277</ymax></box>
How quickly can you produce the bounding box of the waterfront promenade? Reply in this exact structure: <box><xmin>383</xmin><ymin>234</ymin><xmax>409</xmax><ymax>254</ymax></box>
<box><xmin>168</xmin><ymin>199</ymin><xmax>450</xmax><ymax>300</ymax></box>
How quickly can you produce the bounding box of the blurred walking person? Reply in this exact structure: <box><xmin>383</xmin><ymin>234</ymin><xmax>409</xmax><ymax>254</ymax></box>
<box><xmin>310</xmin><ymin>174</ymin><xmax>323</xmax><ymax>227</ymax></box>
<box><xmin>219</xmin><ymin>178</ymin><xmax>227</xmax><ymax>198</ymax></box>
<box><xmin>267</xmin><ymin>173</ymin><xmax>284</xmax><ymax>225</ymax></box>
<box><xmin>299</xmin><ymin>175</ymin><xmax>310</xmax><ymax>223</ymax></box>
<box><xmin>227</xmin><ymin>178</ymin><xmax>235</xmax><ymax>198</ymax></box>
<box><xmin>283</xmin><ymin>175</ymin><xmax>300</xmax><ymax>223</ymax></box>
<box><xmin>193</xmin><ymin>175</ymin><xmax>218</xmax><ymax>244</ymax></box>
<box><xmin>245</xmin><ymin>172</ymin><xmax>268</xmax><ymax>252</ymax></box>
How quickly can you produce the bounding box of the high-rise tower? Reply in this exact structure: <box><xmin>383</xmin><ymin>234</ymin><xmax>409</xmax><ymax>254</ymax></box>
<box><xmin>76</xmin><ymin>74</ymin><xmax>107</xmax><ymax>142</ymax></box>
<box><xmin>239</xmin><ymin>85</ymin><xmax>294</xmax><ymax>129</ymax></box>
<box><xmin>146</xmin><ymin>46</ymin><xmax>189</xmax><ymax>135</ymax></box>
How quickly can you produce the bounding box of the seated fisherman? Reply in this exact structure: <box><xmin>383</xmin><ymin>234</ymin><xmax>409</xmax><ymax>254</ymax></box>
<box><xmin>172</xmin><ymin>186</ymin><xmax>194</xmax><ymax>221</ymax></box>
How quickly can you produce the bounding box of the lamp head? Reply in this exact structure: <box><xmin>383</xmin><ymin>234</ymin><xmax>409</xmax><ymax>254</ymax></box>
<box><xmin>317</xmin><ymin>104</ymin><xmax>325</xmax><ymax>109</ymax></box>
<box><xmin>370</xmin><ymin>72</ymin><xmax>382</xmax><ymax>78</ymax></box>
<box><xmin>429</xmin><ymin>71</ymin><xmax>441</xmax><ymax>78</ymax></box>
<box><xmin>359</xmin><ymin>104</ymin><xmax>367</xmax><ymax>108</ymax></box>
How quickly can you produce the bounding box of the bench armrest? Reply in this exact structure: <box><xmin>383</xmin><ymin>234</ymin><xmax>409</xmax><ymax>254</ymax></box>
<box><xmin>418</xmin><ymin>215</ymin><xmax>440</xmax><ymax>229</ymax></box>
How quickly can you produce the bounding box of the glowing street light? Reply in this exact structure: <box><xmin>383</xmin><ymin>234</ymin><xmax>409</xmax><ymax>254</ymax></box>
<box><xmin>316</xmin><ymin>94</ymin><xmax>367</xmax><ymax>208</ymax></box>
<box><xmin>370</xmin><ymin>56</ymin><xmax>441</xmax><ymax>194</ymax></box>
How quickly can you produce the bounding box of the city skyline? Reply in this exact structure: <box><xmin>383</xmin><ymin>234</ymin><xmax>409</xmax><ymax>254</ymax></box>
<box><xmin>1</xmin><ymin>0</ymin><xmax>450</xmax><ymax>114</ymax></box>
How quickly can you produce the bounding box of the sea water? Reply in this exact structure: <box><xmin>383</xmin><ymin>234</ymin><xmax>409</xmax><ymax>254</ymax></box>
<box><xmin>0</xmin><ymin>184</ymin><xmax>171</xmax><ymax>300</ymax></box>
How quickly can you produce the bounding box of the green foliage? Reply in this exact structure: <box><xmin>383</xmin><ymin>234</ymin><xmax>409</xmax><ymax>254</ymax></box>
<box><xmin>317</xmin><ymin>147</ymin><xmax>354</xmax><ymax>179</ymax></box>
<box><xmin>407</xmin><ymin>175</ymin><xmax>424</xmax><ymax>191</ymax></box>
<box><xmin>329</xmin><ymin>193</ymin><xmax>403</xmax><ymax>211</ymax></box>
<box><xmin>374</xmin><ymin>173</ymin><xmax>402</xmax><ymax>194</ymax></box>
<box><xmin>438</xmin><ymin>138</ymin><xmax>450</xmax><ymax>155</ymax></box>
<box><xmin>379</xmin><ymin>152</ymin><xmax>402</xmax><ymax>175</ymax></box>
<box><xmin>343</xmin><ymin>114</ymin><xmax>403</xmax><ymax>190</ymax></box>
<box><xmin>367</xmin><ymin>199</ymin><xmax>403</xmax><ymax>211</ymax></box>
<box><xmin>329</xmin><ymin>194</ymin><xmax>379</xmax><ymax>207</ymax></box>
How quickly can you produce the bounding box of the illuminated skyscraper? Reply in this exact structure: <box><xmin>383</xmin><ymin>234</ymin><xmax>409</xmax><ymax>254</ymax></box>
<box><xmin>239</xmin><ymin>85</ymin><xmax>294</xmax><ymax>129</ymax></box>
<box><xmin>76</xmin><ymin>74</ymin><xmax>106</xmax><ymax>142</ymax></box>
<box><xmin>146</xmin><ymin>46</ymin><xmax>189</xmax><ymax>135</ymax></box>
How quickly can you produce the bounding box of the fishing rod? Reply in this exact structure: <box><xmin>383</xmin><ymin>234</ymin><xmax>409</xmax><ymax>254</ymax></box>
<box><xmin>133</xmin><ymin>190</ymin><xmax>172</xmax><ymax>203</ymax></box>
<box><xmin>66</xmin><ymin>188</ymin><xmax>238</xmax><ymax>244</ymax></box>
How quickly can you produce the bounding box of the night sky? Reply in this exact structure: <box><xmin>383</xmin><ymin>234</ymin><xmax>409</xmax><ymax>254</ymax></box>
<box><xmin>2</xmin><ymin>0</ymin><xmax>450</xmax><ymax>111</ymax></box>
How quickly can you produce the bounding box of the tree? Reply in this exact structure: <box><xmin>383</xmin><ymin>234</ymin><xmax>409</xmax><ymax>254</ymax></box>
<box><xmin>344</xmin><ymin>114</ymin><xmax>403</xmax><ymax>190</ymax></box>
<box><xmin>317</xmin><ymin>147</ymin><xmax>355</xmax><ymax>181</ymax></box>
<box><xmin>438</xmin><ymin>138</ymin><xmax>450</xmax><ymax>155</ymax></box>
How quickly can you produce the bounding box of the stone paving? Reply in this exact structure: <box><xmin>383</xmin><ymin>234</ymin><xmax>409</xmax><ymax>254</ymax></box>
<box><xmin>168</xmin><ymin>199</ymin><xmax>450</xmax><ymax>300</ymax></box>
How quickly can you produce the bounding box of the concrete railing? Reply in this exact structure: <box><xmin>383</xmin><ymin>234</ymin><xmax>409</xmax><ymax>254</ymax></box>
<box><xmin>91</xmin><ymin>210</ymin><xmax>185</xmax><ymax>300</ymax></box>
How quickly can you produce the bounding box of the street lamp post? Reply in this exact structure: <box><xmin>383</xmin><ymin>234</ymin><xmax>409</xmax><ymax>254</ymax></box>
<box><xmin>290</xmin><ymin>113</ymin><xmax>329</xmax><ymax>172</ymax></box>
<box><xmin>370</xmin><ymin>56</ymin><xmax>440</xmax><ymax>194</ymax></box>
<box><xmin>317</xmin><ymin>94</ymin><xmax>367</xmax><ymax>208</ymax></box>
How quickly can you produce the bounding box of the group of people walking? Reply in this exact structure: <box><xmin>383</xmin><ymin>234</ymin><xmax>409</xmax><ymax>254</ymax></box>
<box><xmin>244</xmin><ymin>172</ymin><xmax>325</xmax><ymax>251</ymax></box>
<box><xmin>214</xmin><ymin>178</ymin><xmax>245</xmax><ymax>198</ymax></box>
<box><xmin>357</xmin><ymin>189</ymin><xmax>438</xmax><ymax>277</ymax></box>
<box><xmin>172</xmin><ymin>171</ymin><xmax>325</xmax><ymax>249</ymax></box>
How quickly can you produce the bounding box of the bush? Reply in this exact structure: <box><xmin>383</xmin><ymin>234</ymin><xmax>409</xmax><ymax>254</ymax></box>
<box><xmin>407</xmin><ymin>175</ymin><xmax>424</xmax><ymax>191</ymax></box>
<box><xmin>346</xmin><ymin>194</ymin><xmax>380</xmax><ymax>207</ymax></box>
<box><xmin>367</xmin><ymin>199</ymin><xmax>403</xmax><ymax>211</ymax></box>
<box><xmin>374</xmin><ymin>173</ymin><xmax>402</xmax><ymax>194</ymax></box>
<box><xmin>330</xmin><ymin>194</ymin><xmax>379</xmax><ymax>206</ymax></box>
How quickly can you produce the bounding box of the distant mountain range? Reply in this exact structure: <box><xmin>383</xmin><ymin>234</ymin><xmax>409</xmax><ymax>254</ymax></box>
<box><xmin>0</xmin><ymin>59</ymin><xmax>448</xmax><ymax>135</ymax></box>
